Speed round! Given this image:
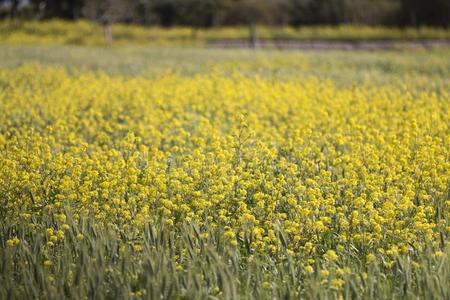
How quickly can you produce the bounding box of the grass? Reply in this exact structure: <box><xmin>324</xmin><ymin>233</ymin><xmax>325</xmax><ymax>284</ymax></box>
<box><xmin>2</xmin><ymin>212</ymin><xmax>450</xmax><ymax>299</ymax></box>
<box><xmin>0</xmin><ymin>44</ymin><xmax>449</xmax><ymax>89</ymax></box>
<box><xmin>1</xmin><ymin>20</ymin><xmax>450</xmax><ymax>47</ymax></box>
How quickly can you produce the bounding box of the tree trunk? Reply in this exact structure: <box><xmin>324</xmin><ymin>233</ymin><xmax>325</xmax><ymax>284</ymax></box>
<box><xmin>10</xmin><ymin>0</ymin><xmax>19</xmax><ymax>19</ymax></box>
<box><xmin>410</xmin><ymin>10</ymin><xmax>417</xmax><ymax>27</ymax></box>
<box><xmin>249</xmin><ymin>23</ymin><xmax>258</xmax><ymax>49</ymax></box>
<box><xmin>104</xmin><ymin>23</ymin><xmax>113</xmax><ymax>48</ymax></box>
<box><xmin>72</xmin><ymin>0</ymin><xmax>81</xmax><ymax>20</ymax></box>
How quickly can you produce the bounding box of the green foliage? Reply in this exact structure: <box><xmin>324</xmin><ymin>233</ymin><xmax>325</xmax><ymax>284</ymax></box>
<box><xmin>1</xmin><ymin>214</ymin><xmax>450</xmax><ymax>299</ymax></box>
<box><xmin>1</xmin><ymin>0</ymin><xmax>449</xmax><ymax>26</ymax></box>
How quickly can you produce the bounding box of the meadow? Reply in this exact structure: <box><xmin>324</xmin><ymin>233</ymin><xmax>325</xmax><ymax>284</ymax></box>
<box><xmin>1</xmin><ymin>20</ymin><xmax>450</xmax><ymax>47</ymax></box>
<box><xmin>0</xmin><ymin>24</ymin><xmax>450</xmax><ymax>299</ymax></box>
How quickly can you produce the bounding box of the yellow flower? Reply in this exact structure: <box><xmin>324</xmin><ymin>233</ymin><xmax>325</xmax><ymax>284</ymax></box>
<box><xmin>211</xmin><ymin>287</ymin><xmax>221</xmax><ymax>295</ymax></box>
<box><xmin>6</xmin><ymin>238</ymin><xmax>20</xmax><ymax>247</ymax></box>
<box><xmin>304</xmin><ymin>265</ymin><xmax>314</xmax><ymax>274</ymax></box>
<box><xmin>366</xmin><ymin>253</ymin><xmax>376</xmax><ymax>264</ymax></box>
<box><xmin>164</xmin><ymin>219</ymin><xmax>174</xmax><ymax>226</ymax></box>
<box><xmin>434</xmin><ymin>251</ymin><xmax>445</xmax><ymax>258</ymax></box>
<box><xmin>323</xmin><ymin>250</ymin><xmax>338</xmax><ymax>261</ymax></box>
<box><xmin>133</xmin><ymin>244</ymin><xmax>143</xmax><ymax>252</ymax></box>
<box><xmin>55</xmin><ymin>213</ymin><xmax>66</xmax><ymax>223</ymax></box>
<box><xmin>331</xmin><ymin>278</ymin><xmax>345</xmax><ymax>289</ymax></box>
<box><xmin>43</xmin><ymin>260</ymin><xmax>52</xmax><ymax>267</ymax></box>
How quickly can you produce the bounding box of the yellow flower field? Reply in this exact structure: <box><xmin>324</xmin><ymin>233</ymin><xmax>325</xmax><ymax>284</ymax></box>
<box><xmin>1</xmin><ymin>20</ymin><xmax>450</xmax><ymax>47</ymax></box>
<box><xmin>0</xmin><ymin>60</ymin><xmax>449</xmax><ymax>298</ymax></box>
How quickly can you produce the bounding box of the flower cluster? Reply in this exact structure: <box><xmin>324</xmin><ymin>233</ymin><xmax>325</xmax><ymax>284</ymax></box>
<box><xmin>0</xmin><ymin>65</ymin><xmax>449</xmax><ymax>271</ymax></box>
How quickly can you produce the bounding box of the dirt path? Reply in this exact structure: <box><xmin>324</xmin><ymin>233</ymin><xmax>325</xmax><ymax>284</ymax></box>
<box><xmin>207</xmin><ymin>39</ymin><xmax>450</xmax><ymax>50</ymax></box>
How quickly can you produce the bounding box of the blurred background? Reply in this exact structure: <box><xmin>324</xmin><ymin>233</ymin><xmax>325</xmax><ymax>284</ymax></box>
<box><xmin>1</xmin><ymin>0</ymin><xmax>449</xmax><ymax>28</ymax></box>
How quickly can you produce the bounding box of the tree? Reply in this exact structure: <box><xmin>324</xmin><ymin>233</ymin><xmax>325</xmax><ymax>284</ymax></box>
<box><xmin>9</xmin><ymin>0</ymin><xmax>19</xmax><ymax>19</ymax></box>
<box><xmin>151</xmin><ymin>0</ymin><xmax>177</xmax><ymax>27</ymax></box>
<box><xmin>288</xmin><ymin>0</ymin><xmax>318</xmax><ymax>25</ymax></box>
<box><xmin>134</xmin><ymin>0</ymin><xmax>158</xmax><ymax>25</ymax></box>
<box><xmin>177</xmin><ymin>0</ymin><xmax>229</xmax><ymax>28</ymax></box>
<box><xmin>83</xmin><ymin>0</ymin><xmax>136</xmax><ymax>46</ymax></box>
<box><xmin>22</xmin><ymin>0</ymin><xmax>84</xmax><ymax>20</ymax></box>
<box><xmin>224</xmin><ymin>0</ymin><xmax>287</xmax><ymax>47</ymax></box>
<box><xmin>400</xmin><ymin>0</ymin><xmax>449</xmax><ymax>27</ymax></box>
